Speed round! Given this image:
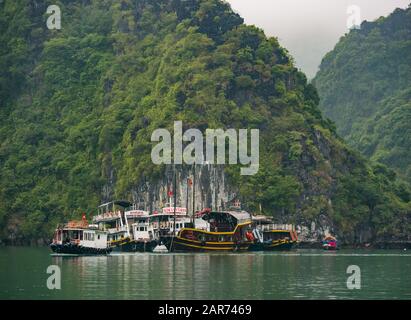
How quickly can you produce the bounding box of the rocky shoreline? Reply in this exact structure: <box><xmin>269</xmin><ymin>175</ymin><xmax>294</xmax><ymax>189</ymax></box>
<box><xmin>297</xmin><ymin>241</ymin><xmax>411</xmax><ymax>250</ymax></box>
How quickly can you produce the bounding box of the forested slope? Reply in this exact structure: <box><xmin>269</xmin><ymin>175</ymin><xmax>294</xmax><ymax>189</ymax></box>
<box><xmin>0</xmin><ymin>0</ymin><xmax>410</xmax><ymax>244</ymax></box>
<box><xmin>314</xmin><ymin>5</ymin><xmax>411</xmax><ymax>184</ymax></box>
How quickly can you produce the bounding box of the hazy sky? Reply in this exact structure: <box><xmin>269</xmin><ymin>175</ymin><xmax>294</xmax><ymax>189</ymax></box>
<box><xmin>227</xmin><ymin>0</ymin><xmax>410</xmax><ymax>78</ymax></box>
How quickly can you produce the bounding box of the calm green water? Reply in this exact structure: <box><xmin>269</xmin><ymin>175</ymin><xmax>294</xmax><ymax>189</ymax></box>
<box><xmin>0</xmin><ymin>247</ymin><xmax>410</xmax><ymax>300</ymax></box>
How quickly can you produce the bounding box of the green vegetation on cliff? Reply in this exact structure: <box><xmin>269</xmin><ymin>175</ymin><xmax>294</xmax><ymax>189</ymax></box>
<box><xmin>0</xmin><ymin>0</ymin><xmax>410</xmax><ymax>244</ymax></box>
<box><xmin>313</xmin><ymin>5</ymin><xmax>411</xmax><ymax>184</ymax></box>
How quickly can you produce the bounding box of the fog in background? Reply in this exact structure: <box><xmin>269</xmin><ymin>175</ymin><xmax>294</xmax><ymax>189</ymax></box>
<box><xmin>227</xmin><ymin>0</ymin><xmax>410</xmax><ymax>78</ymax></box>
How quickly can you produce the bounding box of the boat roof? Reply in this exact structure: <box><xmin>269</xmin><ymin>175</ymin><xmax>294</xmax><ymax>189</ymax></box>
<box><xmin>98</xmin><ymin>200</ymin><xmax>132</xmax><ymax>208</ymax></box>
<box><xmin>59</xmin><ymin>226</ymin><xmax>103</xmax><ymax>232</ymax></box>
<box><xmin>204</xmin><ymin>211</ymin><xmax>252</xmax><ymax>223</ymax></box>
<box><xmin>252</xmin><ymin>215</ymin><xmax>273</xmax><ymax>223</ymax></box>
<box><xmin>226</xmin><ymin>211</ymin><xmax>252</xmax><ymax>221</ymax></box>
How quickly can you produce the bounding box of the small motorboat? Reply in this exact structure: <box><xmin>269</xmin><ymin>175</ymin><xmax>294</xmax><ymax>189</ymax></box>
<box><xmin>153</xmin><ymin>243</ymin><xmax>169</xmax><ymax>253</ymax></box>
<box><xmin>322</xmin><ymin>236</ymin><xmax>338</xmax><ymax>250</ymax></box>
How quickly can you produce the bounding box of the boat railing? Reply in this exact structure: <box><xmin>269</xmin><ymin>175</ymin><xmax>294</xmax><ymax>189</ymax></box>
<box><xmin>258</xmin><ymin>224</ymin><xmax>295</xmax><ymax>232</ymax></box>
<box><xmin>106</xmin><ymin>226</ymin><xmax>128</xmax><ymax>234</ymax></box>
<box><xmin>132</xmin><ymin>221</ymin><xmax>150</xmax><ymax>227</ymax></box>
<box><xmin>93</xmin><ymin>211</ymin><xmax>121</xmax><ymax>222</ymax></box>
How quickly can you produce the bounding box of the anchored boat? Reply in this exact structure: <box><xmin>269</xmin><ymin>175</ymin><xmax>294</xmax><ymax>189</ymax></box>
<box><xmin>126</xmin><ymin>207</ymin><xmax>158</xmax><ymax>252</ymax></box>
<box><xmin>322</xmin><ymin>235</ymin><xmax>338</xmax><ymax>250</ymax></box>
<box><xmin>249</xmin><ymin>216</ymin><xmax>298</xmax><ymax>251</ymax></box>
<box><xmin>50</xmin><ymin>216</ymin><xmax>111</xmax><ymax>255</ymax></box>
<box><xmin>93</xmin><ymin>201</ymin><xmax>133</xmax><ymax>251</ymax></box>
<box><xmin>172</xmin><ymin>209</ymin><xmax>253</xmax><ymax>252</ymax></box>
<box><xmin>150</xmin><ymin>206</ymin><xmax>194</xmax><ymax>250</ymax></box>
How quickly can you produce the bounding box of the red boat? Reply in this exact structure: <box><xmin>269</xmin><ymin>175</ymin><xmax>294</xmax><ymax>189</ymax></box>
<box><xmin>322</xmin><ymin>236</ymin><xmax>338</xmax><ymax>250</ymax></box>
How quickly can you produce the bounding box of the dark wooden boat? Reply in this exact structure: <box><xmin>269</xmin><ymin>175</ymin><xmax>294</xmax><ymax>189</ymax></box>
<box><xmin>249</xmin><ymin>230</ymin><xmax>297</xmax><ymax>251</ymax></box>
<box><xmin>172</xmin><ymin>210</ymin><xmax>253</xmax><ymax>252</ymax></box>
<box><xmin>249</xmin><ymin>216</ymin><xmax>298</xmax><ymax>251</ymax></box>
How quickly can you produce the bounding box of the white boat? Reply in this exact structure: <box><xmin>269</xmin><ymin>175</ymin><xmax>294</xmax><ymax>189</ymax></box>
<box><xmin>93</xmin><ymin>201</ymin><xmax>132</xmax><ymax>250</ymax></box>
<box><xmin>126</xmin><ymin>207</ymin><xmax>158</xmax><ymax>252</ymax></box>
<box><xmin>50</xmin><ymin>217</ymin><xmax>111</xmax><ymax>255</ymax></box>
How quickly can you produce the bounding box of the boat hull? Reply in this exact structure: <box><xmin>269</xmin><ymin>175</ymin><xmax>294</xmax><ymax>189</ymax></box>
<box><xmin>249</xmin><ymin>240</ymin><xmax>295</xmax><ymax>251</ymax></box>
<box><xmin>50</xmin><ymin>243</ymin><xmax>111</xmax><ymax>255</ymax></box>
<box><xmin>111</xmin><ymin>240</ymin><xmax>158</xmax><ymax>252</ymax></box>
<box><xmin>171</xmin><ymin>237</ymin><xmax>250</xmax><ymax>252</ymax></box>
<box><xmin>323</xmin><ymin>245</ymin><xmax>338</xmax><ymax>251</ymax></box>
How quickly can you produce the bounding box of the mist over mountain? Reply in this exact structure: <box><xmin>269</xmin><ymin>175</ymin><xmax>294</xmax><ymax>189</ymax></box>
<box><xmin>313</xmin><ymin>5</ymin><xmax>411</xmax><ymax>184</ymax></box>
<box><xmin>0</xmin><ymin>0</ymin><xmax>409</xmax><ymax>244</ymax></box>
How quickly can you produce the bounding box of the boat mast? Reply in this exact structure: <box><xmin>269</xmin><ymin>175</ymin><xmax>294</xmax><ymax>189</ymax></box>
<box><xmin>192</xmin><ymin>164</ymin><xmax>196</xmax><ymax>228</ymax></box>
<box><xmin>173</xmin><ymin>165</ymin><xmax>177</xmax><ymax>237</ymax></box>
<box><xmin>186</xmin><ymin>177</ymin><xmax>189</xmax><ymax>218</ymax></box>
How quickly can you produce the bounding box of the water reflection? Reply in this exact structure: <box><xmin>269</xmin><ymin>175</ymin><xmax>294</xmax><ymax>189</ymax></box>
<box><xmin>1</xmin><ymin>248</ymin><xmax>411</xmax><ymax>300</ymax></box>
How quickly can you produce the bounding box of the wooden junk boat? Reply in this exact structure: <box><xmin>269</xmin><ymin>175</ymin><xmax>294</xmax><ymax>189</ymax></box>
<box><xmin>50</xmin><ymin>215</ymin><xmax>111</xmax><ymax>255</ymax></box>
<box><xmin>249</xmin><ymin>216</ymin><xmax>298</xmax><ymax>251</ymax></box>
<box><xmin>172</xmin><ymin>209</ymin><xmax>253</xmax><ymax>252</ymax></box>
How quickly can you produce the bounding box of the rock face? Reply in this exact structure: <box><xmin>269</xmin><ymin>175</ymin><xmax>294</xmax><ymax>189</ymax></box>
<box><xmin>0</xmin><ymin>0</ymin><xmax>410</xmax><ymax>244</ymax></box>
<box><xmin>129</xmin><ymin>165</ymin><xmax>236</xmax><ymax>214</ymax></box>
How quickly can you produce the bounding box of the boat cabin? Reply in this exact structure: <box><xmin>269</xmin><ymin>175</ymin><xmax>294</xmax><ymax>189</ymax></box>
<box><xmin>125</xmin><ymin>208</ymin><xmax>154</xmax><ymax>242</ymax></box>
<box><xmin>93</xmin><ymin>200</ymin><xmax>132</xmax><ymax>244</ymax></box>
<box><xmin>201</xmin><ymin>210</ymin><xmax>251</xmax><ymax>233</ymax></box>
<box><xmin>53</xmin><ymin>224</ymin><xmax>108</xmax><ymax>250</ymax></box>
<box><xmin>173</xmin><ymin>211</ymin><xmax>253</xmax><ymax>252</ymax></box>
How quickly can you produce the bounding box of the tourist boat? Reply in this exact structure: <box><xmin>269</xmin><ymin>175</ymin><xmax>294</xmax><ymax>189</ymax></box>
<box><xmin>322</xmin><ymin>235</ymin><xmax>338</xmax><ymax>250</ymax></box>
<box><xmin>125</xmin><ymin>207</ymin><xmax>158</xmax><ymax>252</ymax></box>
<box><xmin>249</xmin><ymin>216</ymin><xmax>298</xmax><ymax>251</ymax></box>
<box><xmin>172</xmin><ymin>209</ymin><xmax>253</xmax><ymax>252</ymax></box>
<box><xmin>93</xmin><ymin>200</ymin><xmax>133</xmax><ymax>251</ymax></box>
<box><xmin>50</xmin><ymin>215</ymin><xmax>111</xmax><ymax>255</ymax></box>
<box><xmin>150</xmin><ymin>205</ymin><xmax>194</xmax><ymax>248</ymax></box>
